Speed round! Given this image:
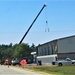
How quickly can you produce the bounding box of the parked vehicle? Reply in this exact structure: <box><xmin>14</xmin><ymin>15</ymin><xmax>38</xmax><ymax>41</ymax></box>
<box><xmin>4</xmin><ymin>58</ymin><xmax>11</xmax><ymax>65</ymax></box>
<box><xmin>37</xmin><ymin>55</ymin><xmax>57</xmax><ymax>64</ymax></box>
<box><xmin>52</xmin><ymin>58</ymin><xmax>75</xmax><ymax>66</ymax></box>
<box><xmin>11</xmin><ymin>58</ymin><xmax>20</xmax><ymax>65</ymax></box>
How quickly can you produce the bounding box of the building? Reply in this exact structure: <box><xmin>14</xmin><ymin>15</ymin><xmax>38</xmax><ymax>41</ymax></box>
<box><xmin>58</xmin><ymin>35</ymin><xmax>75</xmax><ymax>60</ymax></box>
<box><xmin>36</xmin><ymin>35</ymin><xmax>75</xmax><ymax>64</ymax></box>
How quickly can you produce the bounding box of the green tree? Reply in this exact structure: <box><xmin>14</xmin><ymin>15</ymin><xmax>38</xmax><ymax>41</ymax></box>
<box><xmin>0</xmin><ymin>43</ymin><xmax>36</xmax><ymax>62</ymax></box>
<box><xmin>13</xmin><ymin>43</ymin><xmax>31</xmax><ymax>59</ymax></box>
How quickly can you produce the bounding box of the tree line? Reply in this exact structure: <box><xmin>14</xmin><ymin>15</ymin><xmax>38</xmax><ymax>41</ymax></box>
<box><xmin>0</xmin><ymin>43</ymin><xmax>36</xmax><ymax>63</ymax></box>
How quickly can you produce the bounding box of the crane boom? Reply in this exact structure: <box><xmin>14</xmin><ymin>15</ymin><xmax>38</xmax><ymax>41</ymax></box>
<box><xmin>19</xmin><ymin>4</ymin><xmax>46</xmax><ymax>44</ymax></box>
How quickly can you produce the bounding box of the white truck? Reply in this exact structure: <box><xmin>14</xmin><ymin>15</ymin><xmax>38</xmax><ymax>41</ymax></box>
<box><xmin>37</xmin><ymin>55</ymin><xmax>57</xmax><ymax>65</ymax></box>
<box><xmin>52</xmin><ymin>58</ymin><xmax>75</xmax><ymax>66</ymax></box>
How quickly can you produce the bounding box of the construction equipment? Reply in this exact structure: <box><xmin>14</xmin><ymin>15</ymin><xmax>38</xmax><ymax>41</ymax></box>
<box><xmin>19</xmin><ymin>4</ymin><xmax>46</xmax><ymax>44</ymax></box>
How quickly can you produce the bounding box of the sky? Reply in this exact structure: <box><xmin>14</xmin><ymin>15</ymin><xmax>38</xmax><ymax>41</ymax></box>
<box><xmin>0</xmin><ymin>0</ymin><xmax>75</xmax><ymax>46</ymax></box>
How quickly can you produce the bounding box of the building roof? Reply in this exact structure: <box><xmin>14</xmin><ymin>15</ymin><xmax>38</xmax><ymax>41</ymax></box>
<box><xmin>58</xmin><ymin>35</ymin><xmax>75</xmax><ymax>41</ymax></box>
<box><xmin>37</xmin><ymin>35</ymin><xmax>75</xmax><ymax>47</ymax></box>
<box><xmin>31</xmin><ymin>52</ymin><xmax>36</xmax><ymax>55</ymax></box>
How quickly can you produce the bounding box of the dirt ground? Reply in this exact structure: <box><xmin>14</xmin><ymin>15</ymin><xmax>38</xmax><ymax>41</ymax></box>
<box><xmin>24</xmin><ymin>64</ymin><xmax>55</xmax><ymax>75</ymax></box>
<box><xmin>14</xmin><ymin>64</ymin><xmax>54</xmax><ymax>75</ymax></box>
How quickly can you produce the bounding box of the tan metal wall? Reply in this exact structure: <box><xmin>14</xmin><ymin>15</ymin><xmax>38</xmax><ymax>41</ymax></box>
<box><xmin>58</xmin><ymin>36</ymin><xmax>75</xmax><ymax>53</ymax></box>
<box><xmin>58</xmin><ymin>53</ymin><xmax>75</xmax><ymax>60</ymax></box>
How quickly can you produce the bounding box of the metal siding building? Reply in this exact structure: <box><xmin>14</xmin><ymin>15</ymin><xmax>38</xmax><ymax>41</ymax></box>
<box><xmin>36</xmin><ymin>40</ymin><xmax>58</xmax><ymax>64</ymax></box>
<box><xmin>58</xmin><ymin>35</ymin><xmax>75</xmax><ymax>59</ymax></box>
<box><xmin>37</xmin><ymin>40</ymin><xmax>57</xmax><ymax>56</ymax></box>
<box><xmin>36</xmin><ymin>35</ymin><xmax>75</xmax><ymax>64</ymax></box>
<box><xmin>58</xmin><ymin>36</ymin><xmax>75</xmax><ymax>53</ymax></box>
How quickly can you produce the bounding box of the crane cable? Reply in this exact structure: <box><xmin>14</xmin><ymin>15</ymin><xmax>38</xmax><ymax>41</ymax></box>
<box><xmin>45</xmin><ymin>20</ymin><xmax>49</xmax><ymax>32</ymax></box>
<box><xmin>45</xmin><ymin>6</ymin><xmax>49</xmax><ymax>32</ymax></box>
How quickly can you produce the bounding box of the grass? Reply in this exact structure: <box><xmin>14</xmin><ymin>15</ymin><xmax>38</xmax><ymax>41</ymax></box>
<box><xmin>25</xmin><ymin>65</ymin><xmax>75</xmax><ymax>75</ymax></box>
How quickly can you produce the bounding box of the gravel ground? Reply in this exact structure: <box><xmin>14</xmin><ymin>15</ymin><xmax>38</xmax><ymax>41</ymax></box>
<box><xmin>0</xmin><ymin>65</ymin><xmax>53</xmax><ymax>75</ymax></box>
